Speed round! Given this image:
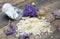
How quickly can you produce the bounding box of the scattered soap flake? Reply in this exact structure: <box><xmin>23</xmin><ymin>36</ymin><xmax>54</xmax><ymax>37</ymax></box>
<box><xmin>16</xmin><ymin>17</ymin><xmax>52</xmax><ymax>37</ymax></box>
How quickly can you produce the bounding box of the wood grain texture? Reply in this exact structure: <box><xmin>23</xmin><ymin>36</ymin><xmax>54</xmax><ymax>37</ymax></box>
<box><xmin>0</xmin><ymin>0</ymin><xmax>60</xmax><ymax>39</ymax></box>
<box><xmin>0</xmin><ymin>0</ymin><xmax>32</xmax><ymax>12</ymax></box>
<box><xmin>0</xmin><ymin>0</ymin><xmax>32</xmax><ymax>34</ymax></box>
<box><xmin>0</xmin><ymin>0</ymin><xmax>32</xmax><ymax>28</ymax></box>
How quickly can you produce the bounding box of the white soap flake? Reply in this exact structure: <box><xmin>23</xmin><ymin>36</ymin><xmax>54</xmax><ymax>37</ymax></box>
<box><xmin>16</xmin><ymin>17</ymin><xmax>52</xmax><ymax>37</ymax></box>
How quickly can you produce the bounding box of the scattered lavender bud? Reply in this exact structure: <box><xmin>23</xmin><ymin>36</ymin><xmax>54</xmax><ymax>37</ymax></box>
<box><xmin>8</xmin><ymin>21</ymin><xmax>15</xmax><ymax>31</ymax></box>
<box><xmin>19</xmin><ymin>34</ymin><xmax>24</xmax><ymax>38</ymax></box>
<box><xmin>23</xmin><ymin>33</ymin><xmax>30</xmax><ymax>38</ymax></box>
<box><xmin>4</xmin><ymin>21</ymin><xmax>15</xmax><ymax>35</ymax></box>
<box><xmin>51</xmin><ymin>11</ymin><xmax>60</xmax><ymax>19</ymax></box>
<box><xmin>9</xmin><ymin>23</ymin><xmax>15</xmax><ymax>31</ymax></box>
<box><xmin>23</xmin><ymin>4</ymin><xmax>38</xmax><ymax>17</ymax></box>
<box><xmin>52</xmin><ymin>11</ymin><xmax>58</xmax><ymax>16</ymax></box>
<box><xmin>4</xmin><ymin>29</ymin><xmax>13</xmax><ymax>35</ymax></box>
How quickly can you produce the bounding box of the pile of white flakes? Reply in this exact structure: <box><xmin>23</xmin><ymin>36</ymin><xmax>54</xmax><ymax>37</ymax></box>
<box><xmin>16</xmin><ymin>17</ymin><xmax>52</xmax><ymax>37</ymax></box>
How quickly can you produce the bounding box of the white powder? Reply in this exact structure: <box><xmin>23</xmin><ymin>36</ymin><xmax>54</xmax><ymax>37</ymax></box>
<box><xmin>16</xmin><ymin>17</ymin><xmax>52</xmax><ymax>37</ymax></box>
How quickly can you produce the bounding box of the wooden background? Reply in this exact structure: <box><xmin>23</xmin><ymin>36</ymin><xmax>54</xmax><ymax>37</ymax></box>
<box><xmin>0</xmin><ymin>0</ymin><xmax>32</xmax><ymax>27</ymax></box>
<box><xmin>0</xmin><ymin>0</ymin><xmax>60</xmax><ymax>39</ymax></box>
<box><xmin>0</xmin><ymin>0</ymin><xmax>32</xmax><ymax>12</ymax></box>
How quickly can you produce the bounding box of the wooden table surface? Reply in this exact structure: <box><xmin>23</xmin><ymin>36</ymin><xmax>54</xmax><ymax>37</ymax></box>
<box><xmin>0</xmin><ymin>0</ymin><xmax>60</xmax><ymax>39</ymax></box>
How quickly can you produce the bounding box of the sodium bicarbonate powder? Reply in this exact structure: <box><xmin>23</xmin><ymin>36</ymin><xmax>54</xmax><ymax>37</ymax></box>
<box><xmin>16</xmin><ymin>17</ymin><xmax>52</xmax><ymax>37</ymax></box>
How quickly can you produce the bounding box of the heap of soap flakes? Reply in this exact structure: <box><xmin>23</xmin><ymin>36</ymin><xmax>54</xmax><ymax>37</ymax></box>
<box><xmin>16</xmin><ymin>17</ymin><xmax>52</xmax><ymax>37</ymax></box>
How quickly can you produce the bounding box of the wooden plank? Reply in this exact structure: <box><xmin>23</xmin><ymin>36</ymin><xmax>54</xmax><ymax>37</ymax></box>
<box><xmin>10</xmin><ymin>0</ymin><xmax>26</xmax><ymax>5</ymax></box>
<box><xmin>0</xmin><ymin>0</ymin><xmax>32</xmax><ymax>12</ymax></box>
<box><xmin>15</xmin><ymin>0</ymin><xmax>32</xmax><ymax>8</ymax></box>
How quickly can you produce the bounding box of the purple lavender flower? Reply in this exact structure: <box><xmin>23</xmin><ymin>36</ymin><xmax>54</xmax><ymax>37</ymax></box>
<box><xmin>9</xmin><ymin>23</ymin><xmax>15</xmax><ymax>31</ymax></box>
<box><xmin>19</xmin><ymin>34</ymin><xmax>24</xmax><ymax>38</ymax></box>
<box><xmin>8</xmin><ymin>20</ymin><xmax>15</xmax><ymax>31</ymax></box>
<box><xmin>51</xmin><ymin>11</ymin><xmax>60</xmax><ymax>19</ymax></box>
<box><xmin>4</xmin><ymin>29</ymin><xmax>13</xmax><ymax>35</ymax></box>
<box><xmin>52</xmin><ymin>11</ymin><xmax>58</xmax><ymax>16</ymax></box>
<box><xmin>4</xmin><ymin>21</ymin><xmax>15</xmax><ymax>35</ymax></box>
<box><xmin>23</xmin><ymin>4</ymin><xmax>38</xmax><ymax>17</ymax></box>
<box><xmin>23</xmin><ymin>33</ymin><xmax>30</xmax><ymax>38</ymax></box>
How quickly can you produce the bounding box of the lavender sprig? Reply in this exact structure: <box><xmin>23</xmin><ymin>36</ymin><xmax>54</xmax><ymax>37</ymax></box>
<box><xmin>52</xmin><ymin>11</ymin><xmax>58</xmax><ymax>16</ymax></box>
<box><xmin>51</xmin><ymin>11</ymin><xmax>60</xmax><ymax>19</ymax></box>
<box><xmin>4</xmin><ymin>21</ymin><xmax>15</xmax><ymax>35</ymax></box>
<box><xmin>18</xmin><ymin>33</ymin><xmax>30</xmax><ymax>38</ymax></box>
<box><xmin>23</xmin><ymin>33</ymin><xmax>30</xmax><ymax>38</ymax></box>
<box><xmin>4</xmin><ymin>29</ymin><xmax>13</xmax><ymax>35</ymax></box>
<box><xmin>23</xmin><ymin>4</ymin><xmax>38</xmax><ymax>17</ymax></box>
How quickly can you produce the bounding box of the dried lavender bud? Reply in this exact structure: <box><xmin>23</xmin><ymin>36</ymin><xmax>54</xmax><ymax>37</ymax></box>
<box><xmin>19</xmin><ymin>34</ymin><xmax>24</xmax><ymax>38</ymax></box>
<box><xmin>23</xmin><ymin>4</ymin><xmax>38</xmax><ymax>17</ymax></box>
<box><xmin>4</xmin><ymin>29</ymin><xmax>13</xmax><ymax>35</ymax></box>
<box><xmin>9</xmin><ymin>23</ymin><xmax>15</xmax><ymax>31</ymax></box>
<box><xmin>52</xmin><ymin>11</ymin><xmax>58</xmax><ymax>16</ymax></box>
<box><xmin>4</xmin><ymin>21</ymin><xmax>15</xmax><ymax>35</ymax></box>
<box><xmin>8</xmin><ymin>21</ymin><xmax>15</xmax><ymax>31</ymax></box>
<box><xmin>23</xmin><ymin>33</ymin><xmax>30</xmax><ymax>38</ymax></box>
